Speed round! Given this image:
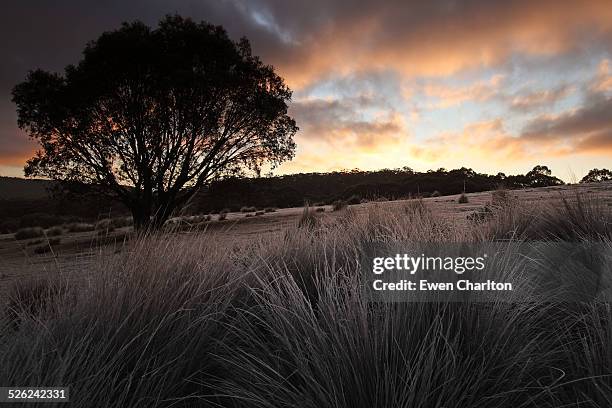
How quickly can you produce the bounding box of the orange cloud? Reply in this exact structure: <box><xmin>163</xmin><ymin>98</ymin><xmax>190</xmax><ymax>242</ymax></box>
<box><xmin>423</xmin><ymin>75</ymin><xmax>504</xmax><ymax>108</ymax></box>
<box><xmin>269</xmin><ymin>1</ymin><xmax>612</xmax><ymax>89</ymax></box>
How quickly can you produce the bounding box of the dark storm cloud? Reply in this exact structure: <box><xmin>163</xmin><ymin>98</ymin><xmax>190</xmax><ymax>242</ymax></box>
<box><xmin>0</xmin><ymin>0</ymin><xmax>289</xmax><ymax>165</ymax></box>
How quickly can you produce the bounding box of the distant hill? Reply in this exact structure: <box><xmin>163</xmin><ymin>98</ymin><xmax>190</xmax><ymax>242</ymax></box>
<box><xmin>0</xmin><ymin>177</ymin><xmax>54</xmax><ymax>200</ymax></box>
<box><xmin>0</xmin><ymin>166</ymin><xmax>568</xmax><ymax>233</ymax></box>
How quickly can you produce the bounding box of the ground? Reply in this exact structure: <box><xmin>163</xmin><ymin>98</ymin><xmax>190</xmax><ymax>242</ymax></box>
<box><xmin>1</xmin><ymin>181</ymin><xmax>611</xmax><ymax>297</ymax></box>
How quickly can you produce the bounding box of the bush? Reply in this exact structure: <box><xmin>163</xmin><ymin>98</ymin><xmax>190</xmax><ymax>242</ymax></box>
<box><xmin>45</xmin><ymin>226</ymin><xmax>64</xmax><ymax>236</ymax></box>
<box><xmin>19</xmin><ymin>213</ymin><xmax>66</xmax><ymax>229</ymax></box>
<box><xmin>458</xmin><ymin>193</ymin><xmax>469</xmax><ymax>204</ymax></box>
<box><xmin>240</xmin><ymin>206</ymin><xmax>257</xmax><ymax>213</ymax></box>
<box><xmin>316</xmin><ymin>207</ymin><xmax>325</xmax><ymax>212</ymax></box>
<box><xmin>245</xmin><ymin>213</ymin><xmax>254</xmax><ymax>218</ymax></box>
<box><xmin>218</xmin><ymin>212</ymin><xmax>227</xmax><ymax>221</ymax></box>
<box><xmin>431</xmin><ymin>190</ymin><xmax>440</xmax><ymax>197</ymax></box>
<box><xmin>264</xmin><ymin>207</ymin><xmax>277</xmax><ymax>213</ymax></box>
<box><xmin>14</xmin><ymin>227</ymin><xmax>44</xmax><ymax>240</ymax></box>
<box><xmin>347</xmin><ymin>195</ymin><xmax>361</xmax><ymax>205</ymax></box>
<box><xmin>332</xmin><ymin>200</ymin><xmax>348</xmax><ymax>211</ymax></box>
<box><xmin>255</xmin><ymin>211</ymin><xmax>264</xmax><ymax>216</ymax></box>
<box><xmin>97</xmin><ymin>227</ymin><xmax>115</xmax><ymax>236</ymax></box>
<box><xmin>297</xmin><ymin>204</ymin><xmax>318</xmax><ymax>229</ymax></box>
<box><xmin>33</xmin><ymin>245</ymin><xmax>52</xmax><ymax>254</ymax></box>
<box><xmin>96</xmin><ymin>217</ymin><xmax>133</xmax><ymax>231</ymax></box>
<box><xmin>65</xmin><ymin>222</ymin><xmax>95</xmax><ymax>233</ymax></box>
<box><xmin>491</xmin><ymin>189</ymin><xmax>511</xmax><ymax>207</ymax></box>
<box><xmin>0</xmin><ymin>219</ymin><xmax>20</xmax><ymax>234</ymax></box>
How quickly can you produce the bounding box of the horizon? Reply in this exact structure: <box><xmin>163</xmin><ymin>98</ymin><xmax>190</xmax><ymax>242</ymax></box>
<box><xmin>1</xmin><ymin>1</ymin><xmax>611</xmax><ymax>180</ymax></box>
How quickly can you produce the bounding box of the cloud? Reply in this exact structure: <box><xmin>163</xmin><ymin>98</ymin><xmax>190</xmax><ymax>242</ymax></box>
<box><xmin>423</xmin><ymin>75</ymin><xmax>504</xmax><ymax>108</ymax></box>
<box><xmin>521</xmin><ymin>93</ymin><xmax>612</xmax><ymax>153</ymax></box>
<box><xmin>589</xmin><ymin>58</ymin><xmax>612</xmax><ymax>93</ymax></box>
<box><xmin>509</xmin><ymin>84</ymin><xmax>574</xmax><ymax>112</ymax></box>
<box><xmin>240</xmin><ymin>0</ymin><xmax>612</xmax><ymax>88</ymax></box>
<box><xmin>3</xmin><ymin>0</ymin><xmax>612</xmax><ymax>176</ymax></box>
<box><xmin>290</xmin><ymin>97</ymin><xmax>406</xmax><ymax>150</ymax></box>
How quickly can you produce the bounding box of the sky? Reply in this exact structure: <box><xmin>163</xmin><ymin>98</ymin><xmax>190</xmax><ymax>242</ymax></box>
<box><xmin>1</xmin><ymin>1</ymin><xmax>611</xmax><ymax>181</ymax></box>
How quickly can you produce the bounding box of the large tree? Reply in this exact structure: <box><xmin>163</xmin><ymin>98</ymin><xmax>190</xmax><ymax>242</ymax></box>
<box><xmin>12</xmin><ymin>16</ymin><xmax>298</xmax><ymax>229</ymax></box>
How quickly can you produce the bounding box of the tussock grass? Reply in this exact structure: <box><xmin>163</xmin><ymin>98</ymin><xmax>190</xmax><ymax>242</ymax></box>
<box><xmin>1</xmin><ymin>193</ymin><xmax>612</xmax><ymax>407</ymax></box>
<box><xmin>14</xmin><ymin>227</ymin><xmax>44</xmax><ymax>240</ymax></box>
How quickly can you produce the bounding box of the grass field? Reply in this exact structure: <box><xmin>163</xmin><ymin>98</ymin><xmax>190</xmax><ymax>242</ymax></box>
<box><xmin>1</xmin><ymin>181</ymin><xmax>612</xmax><ymax>407</ymax></box>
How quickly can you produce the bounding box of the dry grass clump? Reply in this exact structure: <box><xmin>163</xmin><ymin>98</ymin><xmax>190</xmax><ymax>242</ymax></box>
<box><xmin>297</xmin><ymin>203</ymin><xmax>319</xmax><ymax>229</ymax></box>
<box><xmin>65</xmin><ymin>222</ymin><xmax>95</xmax><ymax>233</ymax></box>
<box><xmin>14</xmin><ymin>227</ymin><xmax>45</xmax><ymax>240</ymax></box>
<box><xmin>46</xmin><ymin>226</ymin><xmax>64</xmax><ymax>237</ymax></box>
<box><xmin>5</xmin><ymin>278</ymin><xmax>70</xmax><ymax>330</ymax></box>
<box><xmin>96</xmin><ymin>217</ymin><xmax>133</xmax><ymax>231</ymax></box>
<box><xmin>332</xmin><ymin>199</ymin><xmax>348</xmax><ymax>211</ymax></box>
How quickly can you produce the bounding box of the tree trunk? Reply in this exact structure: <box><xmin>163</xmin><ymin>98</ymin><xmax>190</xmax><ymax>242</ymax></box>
<box><xmin>131</xmin><ymin>206</ymin><xmax>152</xmax><ymax>232</ymax></box>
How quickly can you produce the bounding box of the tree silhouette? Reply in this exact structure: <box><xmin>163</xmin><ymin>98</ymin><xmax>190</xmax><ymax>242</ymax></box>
<box><xmin>12</xmin><ymin>16</ymin><xmax>297</xmax><ymax>229</ymax></box>
<box><xmin>580</xmin><ymin>168</ymin><xmax>612</xmax><ymax>183</ymax></box>
<box><xmin>526</xmin><ymin>165</ymin><xmax>563</xmax><ymax>187</ymax></box>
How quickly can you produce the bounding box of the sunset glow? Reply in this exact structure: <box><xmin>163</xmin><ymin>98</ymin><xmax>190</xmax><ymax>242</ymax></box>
<box><xmin>1</xmin><ymin>0</ymin><xmax>612</xmax><ymax>180</ymax></box>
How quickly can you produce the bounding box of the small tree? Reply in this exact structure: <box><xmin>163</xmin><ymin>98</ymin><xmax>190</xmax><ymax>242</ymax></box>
<box><xmin>13</xmin><ymin>16</ymin><xmax>297</xmax><ymax>230</ymax></box>
<box><xmin>580</xmin><ymin>168</ymin><xmax>612</xmax><ymax>183</ymax></box>
<box><xmin>526</xmin><ymin>165</ymin><xmax>563</xmax><ymax>187</ymax></box>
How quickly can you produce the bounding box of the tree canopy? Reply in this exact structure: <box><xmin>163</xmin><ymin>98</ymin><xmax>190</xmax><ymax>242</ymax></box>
<box><xmin>12</xmin><ymin>15</ymin><xmax>298</xmax><ymax>229</ymax></box>
<box><xmin>580</xmin><ymin>168</ymin><xmax>612</xmax><ymax>183</ymax></box>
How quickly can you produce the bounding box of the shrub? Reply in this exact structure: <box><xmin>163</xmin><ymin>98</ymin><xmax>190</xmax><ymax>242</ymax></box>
<box><xmin>255</xmin><ymin>211</ymin><xmax>264</xmax><ymax>216</ymax></box>
<box><xmin>404</xmin><ymin>199</ymin><xmax>427</xmax><ymax>217</ymax></box>
<box><xmin>491</xmin><ymin>188</ymin><xmax>511</xmax><ymax>207</ymax></box>
<box><xmin>33</xmin><ymin>244</ymin><xmax>52</xmax><ymax>254</ymax></box>
<box><xmin>14</xmin><ymin>227</ymin><xmax>44</xmax><ymax>240</ymax></box>
<box><xmin>96</xmin><ymin>217</ymin><xmax>132</xmax><ymax>231</ymax></box>
<box><xmin>458</xmin><ymin>193</ymin><xmax>469</xmax><ymax>204</ymax></box>
<box><xmin>347</xmin><ymin>194</ymin><xmax>361</xmax><ymax>205</ymax></box>
<box><xmin>245</xmin><ymin>213</ymin><xmax>254</xmax><ymax>218</ymax></box>
<box><xmin>332</xmin><ymin>200</ymin><xmax>348</xmax><ymax>211</ymax></box>
<box><xmin>431</xmin><ymin>190</ymin><xmax>440</xmax><ymax>197</ymax></box>
<box><xmin>97</xmin><ymin>227</ymin><xmax>115</xmax><ymax>236</ymax></box>
<box><xmin>65</xmin><ymin>222</ymin><xmax>95</xmax><ymax>233</ymax></box>
<box><xmin>240</xmin><ymin>206</ymin><xmax>257</xmax><ymax>213</ymax></box>
<box><xmin>264</xmin><ymin>207</ymin><xmax>277</xmax><ymax>213</ymax></box>
<box><xmin>297</xmin><ymin>204</ymin><xmax>318</xmax><ymax>229</ymax></box>
<box><xmin>46</xmin><ymin>226</ymin><xmax>64</xmax><ymax>236</ymax></box>
<box><xmin>19</xmin><ymin>213</ymin><xmax>66</xmax><ymax>229</ymax></box>
<box><xmin>25</xmin><ymin>239</ymin><xmax>43</xmax><ymax>246</ymax></box>
<box><xmin>204</xmin><ymin>214</ymin><xmax>212</xmax><ymax>221</ymax></box>
<box><xmin>316</xmin><ymin>207</ymin><xmax>325</xmax><ymax>212</ymax></box>
<box><xmin>218</xmin><ymin>212</ymin><xmax>227</xmax><ymax>221</ymax></box>
<box><xmin>0</xmin><ymin>219</ymin><xmax>20</xmax><ymax>234</ymax></box>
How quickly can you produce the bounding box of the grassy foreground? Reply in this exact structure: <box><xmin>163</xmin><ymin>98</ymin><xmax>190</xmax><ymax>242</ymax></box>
<box><xmin>1</xmin><ymin>193</ymin><xmax>612</xmax><ymax>407</ymax></box>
